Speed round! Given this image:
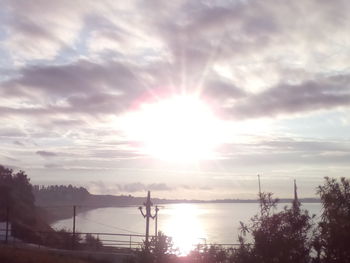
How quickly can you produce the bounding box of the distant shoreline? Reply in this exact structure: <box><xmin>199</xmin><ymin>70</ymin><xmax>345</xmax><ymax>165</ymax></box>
<box><xmin>47</xmin><ymin>197</ymin><xmax>320</xmax><ymax>224</ymax></box>
<box><xmin>152</xmin><ymin>198</ymin><xmax>321</xmax><ymax>204</ymax></box>
<box><xmin>34</xmin><ymin>187</ymin><xmax>320</xmax><ymax>224</ymax></box>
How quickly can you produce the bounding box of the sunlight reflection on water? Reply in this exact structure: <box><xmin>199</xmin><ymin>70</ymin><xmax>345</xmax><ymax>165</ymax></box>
<box><xmin>162</xmin><ymin>204</ymin><xmax>207</xmax><ymax>255</ymax></box>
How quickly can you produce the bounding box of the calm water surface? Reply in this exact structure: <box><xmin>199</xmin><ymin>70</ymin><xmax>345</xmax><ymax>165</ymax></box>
<box><xmin>53</xmin><ymin>202</ymin><xmax>321</xmax><ymax>255</ymax></box>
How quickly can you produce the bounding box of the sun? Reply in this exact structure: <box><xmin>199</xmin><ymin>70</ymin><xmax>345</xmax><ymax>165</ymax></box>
<box><xmin>121</xmin><ymin>95</ymin><xmax>223</xmax><ymax>162</ymax></box>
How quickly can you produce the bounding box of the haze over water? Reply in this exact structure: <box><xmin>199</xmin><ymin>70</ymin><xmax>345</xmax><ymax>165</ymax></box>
<box><xmin>53</xmin><ymin>202</ymin><xmax>321</xmax><ymax>255</ymax></box>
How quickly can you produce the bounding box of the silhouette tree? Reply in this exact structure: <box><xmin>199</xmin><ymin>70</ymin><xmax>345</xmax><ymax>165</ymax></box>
<box><xmin>0</xmin><ymin>166</ymin><xmax>35</xmax><ymax>223</ymax></box>
<box><xmin>0</xmin><ymin>165</ymin><xmax>48</xmax><ymax>242</ymax></box>
<box><xmin>236</xmin><ymin>192</ymin><xmax>313</xmax><ymax>263</ymax></box>
<box><xmin>316</xmin><ymin>177</ymin><xmax>350</xmax><ymax>263</ymax></box>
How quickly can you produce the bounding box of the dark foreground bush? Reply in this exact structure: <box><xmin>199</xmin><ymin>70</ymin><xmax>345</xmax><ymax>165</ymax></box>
<box><xmin>316</xmin><ymin>177</ymin><xmax>350</xmax><ymax>263</ymax></box>
<box><xmin>136</xmin><ymin>232</ymin><xmax>178</xmax><ymax>263</ymax></box>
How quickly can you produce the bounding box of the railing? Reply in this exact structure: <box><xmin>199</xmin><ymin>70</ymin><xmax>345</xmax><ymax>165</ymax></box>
<box><xmin>0</xmin><ymin>228</ymin><xmax>148</xmax><ymax>251</ymax></box>
<box><xmin>1</xmin><ymin>228</ymin><xmax>244</xmax><ymax>254</ymax></box>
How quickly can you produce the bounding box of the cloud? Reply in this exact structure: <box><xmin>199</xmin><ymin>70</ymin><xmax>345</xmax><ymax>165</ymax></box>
<box><xmin>226</xmin><ymin>75</ymin><xmax>350</xmax><ymax>119</ymax></box>
<box><xmin>203</xmin><ymin>76</ymin><xmax>247</xmax><ymax>106</ymax></box>
<box><xmin>2</xmin><ymin>0</ymin><xmax>86</xmax><ymax>61</ymax></box>
<box><xmin>13</xmin><ymin>140</ymin><xmax>24</xmax><ymax>146</ymax></box>
<box><xmin>3</xmin><ymin>155</ymin><xmax>19</xmax><ymax>162</ymax></box>
<box><xmin>260</xmin><ymin>139</ymin><xmax>350</xmax><ymax>153</ymax></box>
<box><xmin>44</xmin><ymin>163</ymin><xmax>62</xmax><ymax>169</ymax></box>
<box><xmin>36</xmin><ymin>150</ymin><xmax>57</xmax><ymax>157</ymax></box>
<box><xmin>212</xmin><ymin>138</ymin><xmax>350</xmax><ymax>168</ymax></box>
<box><xmin>117</xmin><ymin>182</ymin><xmax>173</xmax><ymax>193</ymax></box>
<box><xmin>88</xmin><ymin>149</ymin><xmax>143</xmax><ymax>160</ymax></box>
<box><xmin>87</xmin><ymin>181</ymin><xmax>174</xmax><ymax>195</ymax></box>
<box><xmin>205</xmin><ymin>77</ymin><xmax>246</xmax><ymax>97</ymax></box>
<box><xmin>2</xmin><ymin>60</ymin><xmax>141</xmax><ymax>97</ymax></box>
<box><xmin>0</xmin><ymin>59</ymin><xmax>157</xmax><ymax>120</ymax></box>
<box><xmin>88</xmin><ymin>180</ymin><xmax>117</xmax><ymax>195</ymax></box>
<box><xmin>148</xmin><ymin>183</ymin><xmax>173</xmax><ymax>191</ymax></box>
<box><xmin>2</xmin><ymin>0</ymin><xmax>350</xmax><ymax>121</ymax></box>
<box><xmin>0</xmin><ymin>128</ymin><xmax>26</xmax><ymax>138</ymax></box>
<box><xmin>66</xmin><ymin>93</ymin><xmax>128</xmax><ymax>115</ymax></box>
<box><xmin>179</xmin><ymin>184</ymin><xmax>213</xmax><ymax>191</ymax></box>
<box><xmin>119</xmin><ymin>183</ymin><xmax>145</xmax><ymax>193</ymax></box>
<box><xmin>50</xmin><ymin>119</ymin><xmax>85</xmax><ymax>127</ymax></box>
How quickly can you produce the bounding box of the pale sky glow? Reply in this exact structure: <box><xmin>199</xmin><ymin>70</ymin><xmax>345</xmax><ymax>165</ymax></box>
<box><xmin>1</xmin><ymin>0</ymin><xmax>350</xmax><ymax>199</ymax></box>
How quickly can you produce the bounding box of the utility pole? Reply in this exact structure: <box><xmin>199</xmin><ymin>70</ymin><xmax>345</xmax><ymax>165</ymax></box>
<box><xmin>294</xmin><ymin>179</ymin><xmax>298</xmax><ymax>201</ymax></box>
<box><xmin>139</xmin><ymin>191</ymin><xmax>158</xmax><ymax>251</ymax></box>
<box><xmin>72</xmin><ymin>205</ymin><xmax>76</xmax><ymax>250</ymax></box>
<box><xmin>5</xmin><ymin>206</ymin><xmax>9</xmax><ymax>244</ymax></box>
<box><xmin>293</xmin><ymin>179</ymin><xmax>299</xmax><ymax>211</ymax></box>
<box><xmin>154</xmin><ymin>206</ymin><xmax>159</xmax><ymax>237</ymax></box>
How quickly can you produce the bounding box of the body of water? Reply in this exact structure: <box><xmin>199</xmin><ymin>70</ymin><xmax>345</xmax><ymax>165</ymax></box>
<box><xmin>52</xmin><ymin>202</ymin><xmax>321</xmax><ymax>255</ymax></box>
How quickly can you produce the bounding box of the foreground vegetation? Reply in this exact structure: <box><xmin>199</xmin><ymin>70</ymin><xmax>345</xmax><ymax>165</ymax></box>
<box><xmin>136</xmin><ymin>177</ymin><xmax>350</xmax><ymax>263</ymax></box>
<box><xmin>0</xmin><ymin>165</ymin><xmax>103</xmax><ymax>249</ymax></box>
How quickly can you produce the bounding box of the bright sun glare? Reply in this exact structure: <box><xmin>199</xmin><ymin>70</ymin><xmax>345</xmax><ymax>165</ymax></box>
<box><xmin>122</xmin><ymin>95</ymin><xmax>223</xmax><ymax>162</ymax></box>
<box><xmin>163</xmin><ymin>204</ymin><xmax>206</xmax><ymax>255</ymax></box>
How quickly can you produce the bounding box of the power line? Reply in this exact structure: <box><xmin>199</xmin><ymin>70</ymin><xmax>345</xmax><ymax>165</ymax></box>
<box><xmin>77</xmin><ymin>217</ymin><xmax>143</xmax><ymax>235</ymax></box>
<box><xmin>37</xmin><ymin>205</ymin><xmax>78</xmax><ymax>208</ymax></box>
<box><xmin>38</xmin><ymin>204</ymin><xmax>144</xmax><ymax>235</ymax></box>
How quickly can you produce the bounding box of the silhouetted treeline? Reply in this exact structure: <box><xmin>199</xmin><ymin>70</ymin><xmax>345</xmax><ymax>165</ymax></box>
<box><xmin>33</xmin><ymin>184</ymin><xmax>90</xmax><ymax>206</ymax></box>
<box><xmin>33</xmin><ymin>184</ymin><xmax>319</xmax><ymax>209</ymax></box>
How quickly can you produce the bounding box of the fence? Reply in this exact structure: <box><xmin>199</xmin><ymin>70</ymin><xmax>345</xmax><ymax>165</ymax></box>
<box><xmin>0</xmin><ymin>204</ymin><xmax>244</xmax><ymax>254</ymax></box>
<box><xmin>1</xmin><ymin>227</ymin><xmax>243</xmax><ymax>254</ymax></box>
<box><xmin>0</xmin><ymin>228</ymin><xmax>149</xmax><ymax>251</ymax></box>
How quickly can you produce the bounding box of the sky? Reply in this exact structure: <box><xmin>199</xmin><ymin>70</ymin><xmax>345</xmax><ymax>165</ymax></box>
<box><xmin>1</xmin><ymin>0</ymin><xmax>350</xmax><ymax>200</ymax></box>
